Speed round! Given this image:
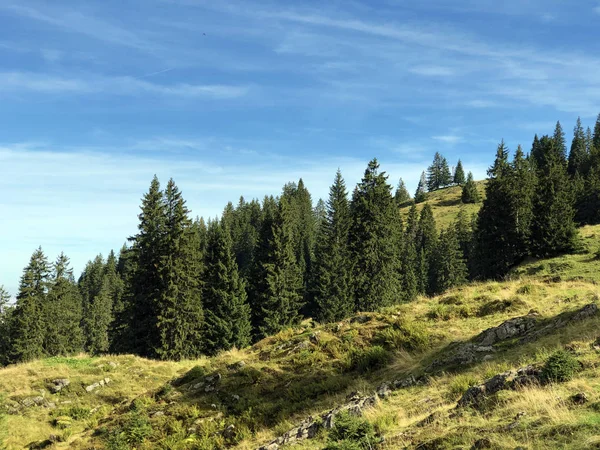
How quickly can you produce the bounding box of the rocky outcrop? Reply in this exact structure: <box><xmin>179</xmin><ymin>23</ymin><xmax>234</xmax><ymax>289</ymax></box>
<box><xmin>49</xmin><ymin>379</ymin><xmax>70</xmax><ymax>394</ymax></box>
<box><xmin>428</xmin><ymin>304</ymin><xmax>597</xmax><ymax>373</ymax></box>
<box><xmin>457</xmin><ymin>365</ymin><xmax>541</xmax><ymax>408</ymax></box>
<box><xmin>85</xmin><ymin>377</ymin><xmax>111</xmax><ymax>392</ymax></box>
<box><xmin>256</xmin><ymin>394</ymin><xmax>378</xmax><ymax>450</ymax></box>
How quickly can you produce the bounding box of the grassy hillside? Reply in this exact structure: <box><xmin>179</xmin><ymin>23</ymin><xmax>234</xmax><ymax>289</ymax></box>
<box><xmin>2</xmin><ymin>204</ymin><xmax>600</xmax><ymax>449</ymax></box>
<box><xmin>399</xmin><ymin>181</ymin><xmax>487</xmax><ymax>228</ymax></box>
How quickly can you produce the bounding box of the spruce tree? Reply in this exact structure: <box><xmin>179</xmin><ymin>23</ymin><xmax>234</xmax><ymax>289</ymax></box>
<box><xmin>427</xmin><ymin>152</ymin><xmax>444</xmax><ymax>191</ymax></box>
<box><xmin>531</xmin><ymin>136</ymin><xmax>579</xmax><ymax>257</ymax></box>
<box><xmin>415</xmin><ymin>171</ymin><xmax>428</xmax><ymax>203</ymax></box>
<box><xmin>0</xmin><ymin>286</ymin><xmax>12</xmax><ymax>366</ymax></box>
<box><xmin>594</xmin><ymin>113</ymin><xmax>600</xmax><ymax>151</ymax></box>
<box><xmin>127</xmin><ymin>176</ymin><xmax>166</xmax><ymax>357</ymax></box>
<box><xmin>461</xmin><ymin>172</ymin><xmax>479</xmax><ymax>203</ymax></box>
<box><xmin>44</xmin><ymin>253</ymin><xmax>84</xmax><ymax>356</ymax></box>
<box><xmin>553</xmin><ymin>121</ymin><xmax>567</xmax><ymax>165</ymax></box>
<box><xmin>155</xmin><ymin>179</ymin><xmax>204</xmax><ymax>360</ymax></box>
<box><xmin>258</xmin><ymin>196</ymin><xmax>304</xmax><ymax>337</ymax></box>
<box><xmin>454</xmin><ymin>160</ymin><xmax>466</xmax><ymax>185</ymax></box>
<box><xmin>568</xmin><ymin>117</ymin><xmax>587</xmax><ymax>176</ymax></box>
<box><xmin>80</xmin><ymin>255</ymin><xmax>110</xmax><ymax>354</ymax></box>
<box><xmin>10</xmin><ymin>247</ymin><xmax>49</xmax><ymax>362</ymax></box>
<box><xmin>430</xmin><ymin>228</ymin><xmax>467</xmax><ymax>294</ymax></box>
<box><xmin>202</xmin><ymin>220</ymin><xmax>252</xmax><ymax>355</ymax></box>
<box><xmin>509</xmin><ymin>146</ymin><xmax>536</xmax><ymax>262</ymax></box>
<box><xmin>454</xmin><ymin>209</ymin><xmax>474</xmax><ymax>276</ymax></box>
<box><xmin>312</xmin><ymin>170</ymin><xmax>353</xmax><ymax>322</ymax></box>
<box><xmin>474</xmin><ymin>141</ymin><xmax>516</xmax><ymax>278</ymax></box>
<box><xmin>417</xmin><ymin>204</ymin><xmax>438</xmax><ymax>295</ymax></box>
<box><xmin>349</xmin><ymin>159</ymin><xmax>402</xmax><ymax>311</ymax></box>
<box><xmin>394</xmin><ymin>178</ymin><xmax>412</xmax><ymax>207</ymax></box>
<box><xmin>440</xmin><ymin>156</ymin><xmax>453</xmax><ymax>187</ymax></box>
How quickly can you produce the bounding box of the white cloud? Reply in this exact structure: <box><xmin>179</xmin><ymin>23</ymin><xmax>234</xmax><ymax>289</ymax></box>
<box><xmin>595</xmin><ymin>4</ymin><xmax>600</xmax><ymax>15</ymax></box>
<box><xmin>432</xmin><ymin>135</ymin><xmax>463</xmax><ymax>144</ymax></box>
<box><xmin>409</xmin><ymin>65</ymin><xmax>455</xmax><ymax>77</ymax></box>
<box><xmin>0</xmin><ymin>72</ymin><xmax>248</xmax><ymax>99</ymax></box>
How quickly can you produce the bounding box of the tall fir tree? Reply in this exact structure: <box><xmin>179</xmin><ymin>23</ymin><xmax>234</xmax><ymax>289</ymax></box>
<box><xmin>568</xmin><ymin>117</ymin><xmax>587</xmax><ymax>176</ymax></box>
<box><xmin>461</xmin><ymin>172</ymin><xmax>480</xmax><ymax>203</ymax></box>
<box><xmin>155</xmin><ymin>179</ymin><xmax>204</xmax><ymax>360</ymax></box>
<box><xmin>127</xmin><ymin>176</ymin><xmax>166</xmax><ymax>356</ymax></box>
<box><xmin>258</xmin><ymin>196</ymin><xmax>304</xmax><ymax>337</ymax></box>
<box><xmin>453</xmin><ymin>160</ymin><xmax>466</xmax><ymax>185</ymax></box>
<box><xmin>429</xmin><ymin>228</ymin><xmax>467</xmax><ymax>294</ymax></box>
<box><xmin>531</xmin><ymin>136</ymin><xmax>580</xmax><ymax>257</ymax></box>
<box><xmin>394</xmin><ymin>178</ymin><xmax>412</xmax><ymax>207</ymax></box>
<box><xmin>427</xmin><ymin>152</ymin><xmax>444</xmax><ymax>191</ymax></box>
<box><xmin>202</xmin><ymin>220</ymin><xmax>252</xmax><ymax>355</ymax></box>
<box><xmin>509</xmin><ymin>145</ymin><xmax>536</xmax><ymax>262</ymax></box>
<box><xmin>349</xmin><ymin>159</ymin><xmax>402</xmax><ymax>310</ymax></box>
<box><xmin>553</xmin><ymin>121</ymin><xmax>567</xmax><ymax>166</ymax></box>
<box><xmin>312</xmin><ymin>170</ymin><xmax>353</xmax><ymax>322</ymax></box>
<box><xmin>593</xmin><ymin>113</ymin><xmax>600</xmax><ymax>151</ymax></box>
<box><xmin>79</xmin><ymin>255</ymin><xmax>111</xmax><ymax>354</ymax></box>
<box><xmin>415</xmin><ymin>171</ymin><xmax>428</xmax><ymax>203</ymax></box>
<box><xmin>474</xmin><ymin>141</ymin><xmax>516</xmax><ymax>279</ymax></box>
<box><xmin>9</xmin><ymin>248</ymin><xmax>50</xmax><ymax>362</ymax></box>
<box><xmin>417</xmin><ymin>204</ymin><xmax>438</xmax><ymax>295</ymax></box>
<box><xmin>454</xmin><ymin>209</ymin><xmax>474</xmax><ymax>276</ymax></box>
<box><xmin>440</xmin><ymin>156</ymin><xmax>453</xmax><ymax>187</ymax></box>
<box><xmin>44</xmin><ymin>253</ymin><xmax>84</xmax><ymax>356</ymax></box>
<box><xmin>0</xmin><ymin>286</ymin><xmax>13</xmax><ymax>366</ymax></box>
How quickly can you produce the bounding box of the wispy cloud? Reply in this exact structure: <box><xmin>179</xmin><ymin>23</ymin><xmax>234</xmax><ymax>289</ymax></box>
<box><xmin>0</xmin><ymin>72</ymin><xmax>249</xmax><ymax>99</ymax></box>
<box><xmin>594</xmin><ymin>4</ymin><xmax>600</xmax><ymax>14</ymax></box>
<box><xmin>409</xmin><ymin>65</ymin><xmax>456</xmax><ymax>77</ymax></box>
<box><xmin>432</xmin><ymin>135</ymin><xmax>463</xmax><ymax>144</ymax></box>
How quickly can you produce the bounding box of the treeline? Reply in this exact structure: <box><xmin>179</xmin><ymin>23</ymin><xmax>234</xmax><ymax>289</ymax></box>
<box><xmin>1</xmin><ymin>114</ymin><xmax>599</xmax><ymax>364</ymax></box>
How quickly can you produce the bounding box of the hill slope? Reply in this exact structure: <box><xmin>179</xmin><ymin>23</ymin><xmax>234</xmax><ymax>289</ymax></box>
<box><xmin>2</xmin><ymin>198</ymin><xmax>600</xmax><ymax>450</ymax></box>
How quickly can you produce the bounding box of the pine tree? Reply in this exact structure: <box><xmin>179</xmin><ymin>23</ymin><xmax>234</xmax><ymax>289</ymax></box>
<box><xmin>553</xmin><ymin>121</ymin><xmax>567</xmax><ymax>165</ymax></box>
<box><xmin>415</xmin><ymin>171</ymin><xmax>428</xmax><ymax>203</ymax></box>
<box><xmin>429</xmin><ymin>228</ymin><xmax>467</xmax><ymax>294</ymax></box>
<box><xmin>44</xmin><ymin>253</ymin><xmax>84</xmax><ymax>356</ymax></box>
<box><xmin>594</xmin><ymin>113</ymin><xmax>600</xmax><ymax>151</ymax></box>
<box><xmin>258</xmin><ymin>196</ymin><xmax>304</xmax><ymax>337</ymax></box>
<box><xmin>202</xmin><ymin>220</ymin><xmax>252</xmax><ymax>355</ymax></box>
<box><xmin>312</xmin><ymin>170</ymin><xmax>353</xmax><ymax>322</ymax></box>
<box><xmin>454</xmin><ymin>160</ymin><xmax>466</xmax><ymax>185</ymax></box>
<box><xmin>0</xmin><ymin>286</ymin><xmax>13</xmax><ymax>366</ymax></box>
<box><xmin>474</xmin><ymin>141</ymin><xmax>515</xmax><ymax>278</ymax></box>
<box><xmin>417</xmin><ymin>204</ymin><xmax>438</xmax><ymax>295</ymax></box>
<box><xmin>155</xmin><ymin>179</ymin><xmax>204</xmax><ymax>360</ymax></box>
<box><xmin>394</xmin><ymin>178</ymin><xmax>412</xmax><ymax>207</ymax></box>
<box><xmin>440</xmin><ymin>157</ymin><xmax>453</xmax><ymax>187</ymax></box>
<box><xmin>568</xmin><ymin>117</ymin><xmax>587</xmax><ymax>176</ymax></box>
<box><xmin>109</xmin><ymin>245</ymin><xmax>136</xmax><ymax>353</ymax></box>
<box><xmin>127</xmin><ymin>176</ymin><xmax>166</xmax><ymax>356</ymax></box>
<box><xmin>79</xmin><ymin>255</ymin><xmax>110</xmax><ymax>353</ymax></box>
<box><xmin>10</xmin><ymin>248</ymin><xmax>50</xmax><ymax>362</ymax></box>
<box><xmin>427</xmin><ymin>152</ymin><xmax>444</xmax><ymax>191</ymax></box>
<box><xmin>531</xmin><ymin>136</ymin><xmax>579</xmax><ymax>257</ymax></box>
<box><xmin>349</xmin><ymin>159</ymin><xmax>402</xmax><ymax>311</ymax></box>
<box><xmin>461</xmin><ymin>172</ymin><xmax>479</xmax><ymax>203</ymax></box>
<box><xmin>509</xmin><ymin>146</ymin><xmax>536</xmax><ymax>262</ymax></box>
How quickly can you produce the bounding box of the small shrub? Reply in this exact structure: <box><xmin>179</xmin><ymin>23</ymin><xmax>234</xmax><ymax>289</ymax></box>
<box><xmin>517</xmin><ymin>284</ymin><xmax>535</xmax><ymax>295</ymax></box>
<box><xmin>445</xmin><ymin>374</ymin><xmax>479</xmax><ymax>401</ymax></box>
<box><xmin>123</xmin><ymin>414</ymin><xmax>153</xmax><ymax>445</ymax></box>
<box><xmin>375</xmin><ymin>319</ymin><xmax>430</xmax><ymax>352</ymax></box>
<box><xmin>348</xmin><ymin>346</ymin><xmax>390</xmax><ymax>373</ymax></box>
<box><xmin>325</xmin><ymin>411</ymin><xmax>381</xmax><ymax>450</ymax></box>
<box><xmin>174</xmin><ymin>365</ymin><xmax>210</xmax><ymax>386</ymax></box>
<box><xmin>540</xmin><ymin>350</ymin><xmax>580</xmax><ymax>383</ymax></box>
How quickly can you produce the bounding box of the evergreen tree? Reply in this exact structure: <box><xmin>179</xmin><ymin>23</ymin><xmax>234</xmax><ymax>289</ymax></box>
<box><xmin>454</xmin><ymin>209</ymin><xmax>474</xmax><ymax>276</ymax></box>
<box><xmin>10</xmin><ymin>248</ymin><xmax>50</xmax><ymax>362</ymax></box>
<box><xmin>427</xmin><ymin>152</ymin><xmax>444</xmax><ymax>191</ymax></box>
<box><xmin>349</xmin><ymin>159</ymin><xmax>402</xmax><ymax>311</ymax></box>
<box><xmin>568</xmin><ymin>117</ymin><xmax>587</xmax><ymax>176</ymax></box>
<box><xmin>553</xmin><ymin>121</ymin><xmax>567</xmax><ymax>165</ymax></box>
<box><xmin>417</xmin><ymin>204</ymin><xmax>438</xmax><ymax>295</ymax></box>
<box><xmin>594</xmin><ymin>113</ymin><xmax>600</xmax><ymax>151</ymax></box>
<box><xmin>0</xmin><ymin>286</ymin><xmax>13</xmax><ymax>366</ymax></box>
<box><xmin>109</xmin><ymin>245</ymin><xmax>136</xmax><ymax>354</ymax></box>
<box><xmin>415</xmin><ymin>171</ymin><xmax>428</xmax><ymax>203</ymax></box>
<box><xmin>461</xmin><ymin>172</ymin><xmax>480</xmax><ymax>203</ymax></box>
<box><xmin>258</xmin><ymin>196</ymin><xmax>304</xmax><ymax>337</ymax></box>
<box><xmin>247</xmin><ymin>195</ymin><xmax>277</xmax><ymax>336</ymax></box>
<box><xmin>127</xmin><ymin>176</ymin><xmax>166</xmax><ymax>356</ymax></box>
<box><xmin>202</xmin><ymin>220</ymin><xmax>252</xmax><ymax>355</ymax></box>
<box><xmin>312</xmin><ymin>170</ymin><xmax>353</xmax><ymax>322</ymax></box>
<box><xmin>79</xmin><ymin>255</ymin><xmax>109</xmax><ymax>353</ymax></box>
<box><xmin>509</xmin><ymin>146</ymin><xmax>536</xmax><ymax>262</ymax></box>
<box><xmin>474</xmin><ymin>141</ymin><xmax>516</xmax><ymax>278</ymax></box>
<box><xmin>394</xmin><ymin>178</ymin><xmax>412</xmax><ymax>207</ymax></box>
<box><xmin>440</xmin><ymin>156</ymin><xmax>453</xmax><ymax>187</ymax></box>
<box><xmin>44</xmin><ymin>253</ymin><xmax>84</xmax><ymax>356</ymax></box>
<box><xmin>155</xmin><ymin>179</ymin><xmax>204</xmax><ymax>360</ymax></box>
<box><xmin>531</xmin><ymin>136</ymin><xmax>579</xmax><ymax>257</ymax></box>
<box><xmin>430</xmin><ymin>228</ymin><xmax>467</xmax><ymax>294</ymax></box>
<box><xmin>453</xmin><ymin>160</ymin><xmax>466</xmax><ymax>185</ymax></box>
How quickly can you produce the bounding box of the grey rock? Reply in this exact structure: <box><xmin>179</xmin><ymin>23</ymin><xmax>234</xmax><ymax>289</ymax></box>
<box><xmin>49</xmin><ymin>379</ymin><xmax>70</xmax><ymax>394</ymax></box>
<box><xmin>477</xmin><ymin>315</ymin><xmax>538</xmax><ymax>347</ymax></box>
<box><xmin>376</xmin><ymin>382</ymin><xmax>392</xmax><ymax>399</ymax></box>
<box><xmin>223</xmin><ymin>424</ymin><xmax>236</xmax><ymax>439</ymax></box>
<box><xmin>227</xmin><ymin>361</ymin><xmax>246</xmax><ymax>371</ymax></box>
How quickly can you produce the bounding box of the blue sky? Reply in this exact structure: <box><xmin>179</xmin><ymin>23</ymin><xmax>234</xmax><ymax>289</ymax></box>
<box><xmin>1</xmin><ymin>0</ymin><xmax>600</xmax><ymax>295</ymax></box>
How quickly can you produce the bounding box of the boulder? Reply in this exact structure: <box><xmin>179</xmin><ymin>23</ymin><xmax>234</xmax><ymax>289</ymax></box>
<box><xmin>49</xmin><ymin>379</ymin><xmax>70</xmax><ymax>394</ymax></box>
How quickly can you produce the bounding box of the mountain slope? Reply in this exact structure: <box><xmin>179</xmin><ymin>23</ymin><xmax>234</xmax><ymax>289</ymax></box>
<box><xmin>2</xmin><ymin>191</ymin><xmax>600</xmax><ymax>450</ymax></box>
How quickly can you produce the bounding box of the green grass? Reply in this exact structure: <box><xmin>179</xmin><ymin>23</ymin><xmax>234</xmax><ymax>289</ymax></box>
<box><xmin>2</xmin><ymin>220</ymin><xmax>600</xmax><ymax>450</ymax></box>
